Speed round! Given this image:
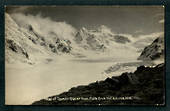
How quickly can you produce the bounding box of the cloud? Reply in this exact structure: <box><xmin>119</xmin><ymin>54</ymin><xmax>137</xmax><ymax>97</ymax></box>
<box><xmin>132</xmin><ymin>32</ymin><xmax>164</xmax><ymax>50</ymax></box>
<box><xmin>159</xmin><ymin>19</ymin><xmax>164</xmax><ymax>24</ymax></box>
<box><xmin>138</xmin><ymin>32</ymin><xmax>164</xmax><ymax>38</ymax></box>
<box><xmin>134</xmin><ymin>30</ymin><xmax>143</xmax><ymax>34</ymax></box>
<box><xmin>10</xmin><ymin>13</ymin><xmax>77</xmax><ymax>41</ymax></box>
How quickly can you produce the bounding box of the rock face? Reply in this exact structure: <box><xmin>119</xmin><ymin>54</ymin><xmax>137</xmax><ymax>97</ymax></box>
<box><xmin>6</xmin><ymin>39</ymin><xmax>29</xmax><ymax>59</ymax></box>
<box><xmin>32</xmin><ymin>63</ymin><xmax>165</xmax><ymax>105</ymax></box>
<box><xmin>138</xmin><ymin>37</ymin><xmax>164</xmax><ymax>61</ymax></box>
<box><xmin>114</xmin><ymin>35</ymin><xmax>131</xmax><ymax>44</ymax></box>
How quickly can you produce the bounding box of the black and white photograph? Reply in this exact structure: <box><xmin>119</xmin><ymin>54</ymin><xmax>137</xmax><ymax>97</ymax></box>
<box><xmin>5</xmin><ymin>6</ymin><xmax>165</xmax><ymax>105</ymax></box>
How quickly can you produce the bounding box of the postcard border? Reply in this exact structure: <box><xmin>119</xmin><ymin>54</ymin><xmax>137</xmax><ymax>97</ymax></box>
<box><xmin>0</xmin><ymin>0</ymin><xmax>169</xmax><ymax>111</ymax></box>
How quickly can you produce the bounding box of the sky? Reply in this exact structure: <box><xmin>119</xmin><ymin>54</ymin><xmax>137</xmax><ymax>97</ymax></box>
<box><xmin>6</xmin><ymin>6</ymin><xmax>164</xmax><ymax>36</ymax></box>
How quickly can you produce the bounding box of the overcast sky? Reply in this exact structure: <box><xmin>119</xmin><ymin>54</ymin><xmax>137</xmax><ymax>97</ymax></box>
<box><xmin>6</xmin><ymin>6</ymin><xmax>164</xmax><ymax>36</ymax></box>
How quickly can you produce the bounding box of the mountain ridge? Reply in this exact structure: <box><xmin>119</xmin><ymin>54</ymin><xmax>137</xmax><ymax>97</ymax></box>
<box><xmin>32</xmin><ymin>63</ymin><xmax>164</xmax><ymax>105</ymax></box>
<box><xmin>138</xmin><ymin>36</ymin><xmax>164</xmax><ymax>61</ymax></box>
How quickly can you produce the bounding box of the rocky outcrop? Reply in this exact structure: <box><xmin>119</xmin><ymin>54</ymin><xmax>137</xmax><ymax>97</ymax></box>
<box><xmin>138</xmin><ymin>37</ymin><xmax>164</xmax><ymax>61</ymax></box>
<box><xmin>32</xmin><ymin>63</ymin><xmax>164</xmax><ymax>105</ymax></box>
<box><xmin>114</xmin><ymin>35</ymin><xmax>131</xmax><ymax>44</ymax></box>
<box><xmin>6</xmin><ymin>39</ymin><xmax>29</xmax><ymax>59</ymax></box>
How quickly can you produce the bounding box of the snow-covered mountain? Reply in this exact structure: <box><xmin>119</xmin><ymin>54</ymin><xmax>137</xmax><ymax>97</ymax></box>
<box><xmin>5</xmin><ymin>13</ymin><xmax>73</xmax><ymax>64</ymax></box>
<box><xmin>74</xmin><ymin>25</ymin><xmax>131</xmax><ymax>51</ymax></box>
<box><xmin>138</xmin><ymin>36</ymin><xmax>164</xmax><ymax>61</ymax></box>
<box><xmin>5</xmin><ymin>12</ymin><xmax>164</xmax><ymax>65</ymax></box>
<box><xmin>5</xmin><ymin>13</ymin><xmax>42</xmax><ymax>64</ymax></box>
<box><xmin>6</xmin><ymin>13</ymin><xmax>138</xmax><ymax>64</ymax></box>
